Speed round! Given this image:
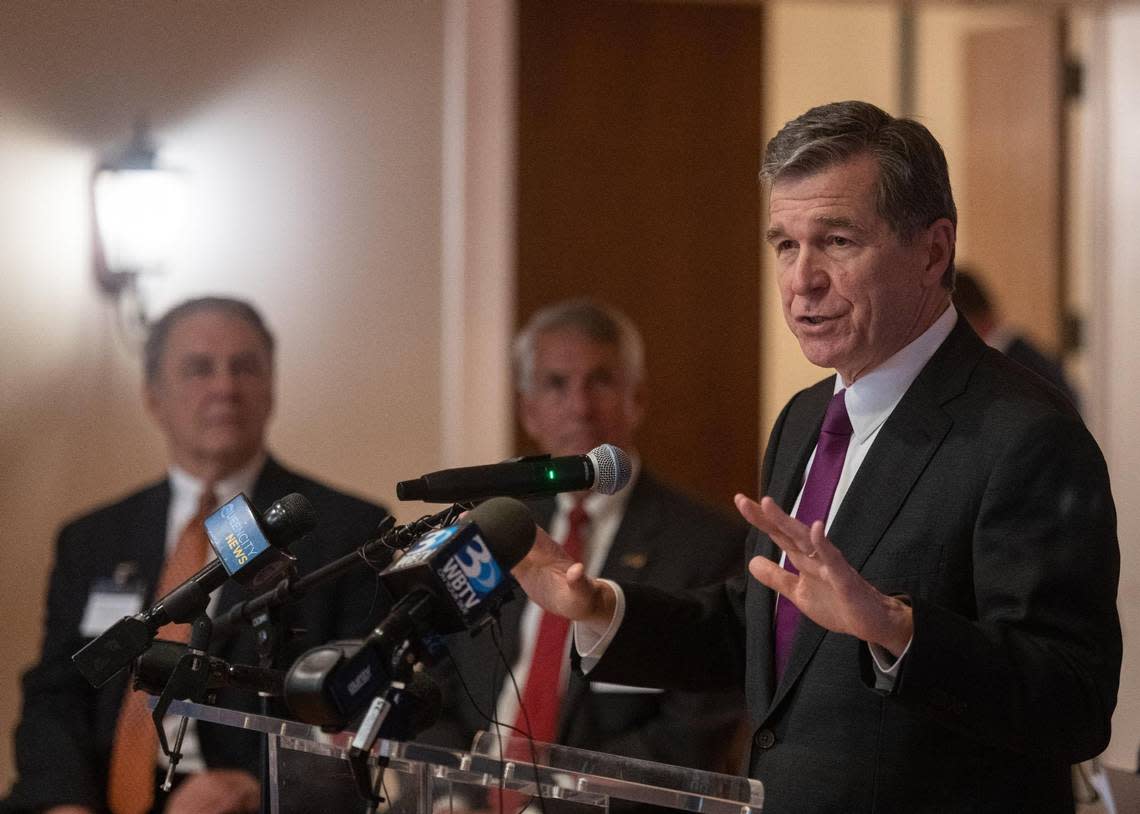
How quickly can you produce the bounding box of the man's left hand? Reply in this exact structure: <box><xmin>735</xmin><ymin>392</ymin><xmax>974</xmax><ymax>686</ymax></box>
<box><xmin>737</xmin><ymin>494</ymin><xmax>913</xmax><ymax>656</ymax></box>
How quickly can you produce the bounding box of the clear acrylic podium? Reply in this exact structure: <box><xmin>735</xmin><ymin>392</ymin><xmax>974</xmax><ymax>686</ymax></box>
<box><xmin>166</xmin><ymin>700</ymin><xmax>764</xmax><ymax>814</ymax></box>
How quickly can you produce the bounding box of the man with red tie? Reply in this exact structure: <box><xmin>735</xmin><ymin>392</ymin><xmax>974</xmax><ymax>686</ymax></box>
<box><xmin>2</xmin><ymin>297</ymin><xmax>389</xmax><ymax>814</ymax></box>
<box><xmin>423</xmin><ymin>300</ymin><xmax>748</xmax><ymax>808</ymax></box>
<box><xmin>511</xmin><ymin>102</ymin><xmax>1121</xmax><ymax>813</ymax></box>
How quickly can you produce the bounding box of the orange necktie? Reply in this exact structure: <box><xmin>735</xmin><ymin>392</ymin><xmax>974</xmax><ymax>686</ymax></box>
<box><xmin>106</xmin><ymin>486</ymin><xmax>216</xmax><ymax>814</ymax></box>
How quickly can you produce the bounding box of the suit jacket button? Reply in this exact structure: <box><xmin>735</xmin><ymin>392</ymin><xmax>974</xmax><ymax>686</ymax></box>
<box><xmin>753</xmin><ymin>729</ymin><xmax>776</xmax><ymax>749</ymax></box>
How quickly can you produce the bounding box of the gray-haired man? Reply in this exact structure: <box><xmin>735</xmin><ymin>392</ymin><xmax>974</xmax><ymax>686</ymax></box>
<box><xmin>512</xmin><ymin>102</ymin><xmax>1121</xmax><ymax>813</ymax></box>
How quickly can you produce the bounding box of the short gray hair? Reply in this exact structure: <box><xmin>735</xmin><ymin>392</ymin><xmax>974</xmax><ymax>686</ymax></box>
<box><xmin>144</xmin><ymin>296</ymin><xmax>275</xmax><ymax>382</ymax></box>
<box><xmin>761</xmin><ymin>100</ymin><xmax>957</xmax><ymax>288</ymax></box>
<box><xmin>513</xmin><ymin>299</ymin><xmax>645</xmax><ymax>394</ymax></box>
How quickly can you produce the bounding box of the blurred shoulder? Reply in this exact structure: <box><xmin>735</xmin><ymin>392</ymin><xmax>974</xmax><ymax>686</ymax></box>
<box><xmin>632</xmin><ymin>470</ymin><xmax>748</xmax><ymax>544</ymax></box>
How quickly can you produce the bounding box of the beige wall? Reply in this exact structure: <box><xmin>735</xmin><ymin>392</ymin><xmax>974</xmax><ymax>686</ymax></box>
<box><xmin>0</xmin><ymin>1</ymin><xmax>460</xmax><ymax>789</ymax></box>
<box><xmin>1098</xmin><ymin>5</ymin><xmax>1140</xmax><ymax>772</ymax></box>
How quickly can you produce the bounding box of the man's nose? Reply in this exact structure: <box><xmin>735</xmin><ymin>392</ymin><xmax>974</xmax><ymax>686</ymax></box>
<box><xmin>207</xmin><ymin>366</ymin><xmax>241</xmax><ymax>395</ymax></box>
<box><xmin>789</xmin><ymin>247</ymin><xmax>830</xmax><ymax>296</ymax></box>
<box><xmin>564</xmin><ymin>382</ymin><xmax>594</xmax><ymax>416</ymax></box>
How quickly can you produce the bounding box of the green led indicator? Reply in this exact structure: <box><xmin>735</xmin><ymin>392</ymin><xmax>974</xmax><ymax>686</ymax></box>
<box><xmin>547</xmin><ymin>469</ymin><xmax>556</xmax><ymax>480</ymax></box>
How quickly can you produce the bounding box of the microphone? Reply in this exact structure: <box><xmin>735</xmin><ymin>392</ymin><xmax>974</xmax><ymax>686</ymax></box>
<box><xmin>284</xmin><ymin>497</ymin><xmax>534</xmax><ymax>728</ymax></box>
<box><xmin>396</xmin><ymin>443</ymin><xmax>632</xmax><ymax>503</ymax></box>
<box><xmin>72</xmin><ymin>493</ymin><xmax>316</xmax><ymax>688</ymax></box>
<box><xmin>133</xmin><ymin>639</ymin><xmax>286</xmax><ymax>697</ymax></box>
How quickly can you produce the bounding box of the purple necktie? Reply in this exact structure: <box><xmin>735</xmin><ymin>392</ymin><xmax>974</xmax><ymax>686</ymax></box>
<box><xmin>773</xmin><ymin>389</ymin><xmax>853</xmax><ymax>682</ymax></box>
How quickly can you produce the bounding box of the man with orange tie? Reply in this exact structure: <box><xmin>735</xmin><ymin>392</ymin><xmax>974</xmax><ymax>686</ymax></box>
<box><xmin>423</xmin><ymin>300</ymin><xmax>748</xmax><ymax>808</ymax></box>
<box><xmin>2</xmin><ymin>297</ymin><xmax>388</xmax><ymax>814</ymax></box>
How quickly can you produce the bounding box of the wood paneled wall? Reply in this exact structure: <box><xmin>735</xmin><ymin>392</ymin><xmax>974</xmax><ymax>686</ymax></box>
<box><xmin>515</xmin><ymin>0</ymin><xmax>764</xmax><ymax>513</ymax></box>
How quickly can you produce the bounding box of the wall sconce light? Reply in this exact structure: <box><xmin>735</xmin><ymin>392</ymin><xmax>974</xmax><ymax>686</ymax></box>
<box><xmin>92</xmin><ymin>120</ymin><xmax>188</xmax><ymax>326</ymax></box>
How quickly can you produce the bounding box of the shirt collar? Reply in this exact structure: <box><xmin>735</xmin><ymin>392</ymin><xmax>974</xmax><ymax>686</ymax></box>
<box><xmin>837</xmin><ymin>305</ymin><xmax>958</xmax><ymax>444</ymax></box>
<box><xmin>168</xmin><ymin>451</ymin><xmax>267</xmax><ymax>507</ymax></box>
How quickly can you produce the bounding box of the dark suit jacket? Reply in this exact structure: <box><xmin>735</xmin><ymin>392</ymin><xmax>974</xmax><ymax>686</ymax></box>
<box><xmin>2</xmin><ymin>457</ymin><xmax>390</xmax><ymax>813</ymax></box>
<box><xmin>1004</xmin><ymin>334</ymin><xmax>1080</xmax><ymax>413</ymax></box>
<box><xmin>591</xmin><ymin>320</ymin><xmax>1121</xmax><ymax>813</ymax></box>
<box><xmin>421</xmin><ymin>471</ymin><xmax>749</xmax><ymax>779</ymax></box>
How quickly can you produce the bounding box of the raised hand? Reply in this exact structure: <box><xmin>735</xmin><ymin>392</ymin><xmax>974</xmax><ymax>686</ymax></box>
<box><xmin>737</xmin><ymin>494</ymin><xmax>912</xmax><ymax>656</ymax></box>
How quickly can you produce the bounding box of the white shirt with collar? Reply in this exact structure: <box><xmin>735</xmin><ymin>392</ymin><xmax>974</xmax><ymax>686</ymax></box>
<box><xmin>577</xmin><ymin>306</ymin><xmax>959</xmax><ymax>682</ymax></box>
<box><xmin>158</xmin><ymin>452</ymin><xmax>265</xmax><ymax>773</ymax></box>
<box><xmin>494</xmin><ymin>458</ymin><xmax>641</xmax><ymax>730</ymax></box>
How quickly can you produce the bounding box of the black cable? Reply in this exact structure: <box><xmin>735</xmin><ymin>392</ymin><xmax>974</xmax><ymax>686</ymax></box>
<box><xmin>490</xmin><ymin>622</ymin><xmax>549</xmax><ymax>814</ymax></box>
<box><xmin>447</xmin><ymin>617</ymin><xmax>550</xmax><ymax>814</ymax></box>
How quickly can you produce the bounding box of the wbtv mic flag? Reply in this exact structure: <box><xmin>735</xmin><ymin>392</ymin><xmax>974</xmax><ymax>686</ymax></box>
<box><xmin>396</xmin><ymin>443</ymin><xmax>632</xmax><ymax>503</ymax></box>
<box><xmin>285</xmin><ymin>497</ymin><xmax>535</xmax><ymax>728</ymax></box>
<box><xmin>73</xmin><ymin>492</ymin><xmax>316</xmax><ymax>688</ymax></box>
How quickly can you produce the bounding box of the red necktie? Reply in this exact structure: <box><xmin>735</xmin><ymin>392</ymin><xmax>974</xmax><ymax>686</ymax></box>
<box><xmin>512</xmin><ymin>498</ymin><xmax>589</xmax><ymax>744</ymax></box>
<box><xmin>774</xmin><ymin>390</ymin><xmax>852</xmax><ymax>682</ymax></box>
<box><xmin>107</xmin><ymin>486</ymin><xmax>216</xmax><ymax>814</ymax></box>
<box><xmin>491</xmin><ymin>499</ymin><xmax>589</xmax><ymax>813</ymax></box>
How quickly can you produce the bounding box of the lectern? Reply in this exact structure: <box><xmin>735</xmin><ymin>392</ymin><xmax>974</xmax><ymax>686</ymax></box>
<box><xmin>164</xmin><ymin>700</ymin><xmax>764</xmax><ymax>814</ymax></box>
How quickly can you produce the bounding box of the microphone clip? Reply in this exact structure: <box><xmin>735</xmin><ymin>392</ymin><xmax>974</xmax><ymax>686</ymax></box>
<box><xmin>148</xmin><ymin>615</ymin><xmax>214</xmax><ymax>789</ymax></box>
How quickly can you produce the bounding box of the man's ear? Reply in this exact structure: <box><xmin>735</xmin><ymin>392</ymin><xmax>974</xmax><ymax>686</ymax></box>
<box><xmin>922</xmin><ymin>218</ymin><xmax>956</xmax><ymax>287</ymax></box>
<box><xmin>143</xmin><ymin>380</ymin><xmax>161</xmax><ymax>423</ymax></box>
<box><xmin>517</xmin><ymin>390</ymin><xmax>538</xmax><ymax>441</ymax></box>
<box><xmin>627</xmin><ymin>378</ymin><xmax>647</xmax><ymax>432</ymax></box>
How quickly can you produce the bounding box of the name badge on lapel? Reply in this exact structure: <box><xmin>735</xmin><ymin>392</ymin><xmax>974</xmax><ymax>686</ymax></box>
<box><xmin>79</xmin><ymin>562</ymin><xmax>144</xmax><ymax>637</ymax></box>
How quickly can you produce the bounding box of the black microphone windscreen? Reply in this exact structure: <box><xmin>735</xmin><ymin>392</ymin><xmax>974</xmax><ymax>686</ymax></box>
<box><xmin>467</xmin><ymin>497</ymin><xmax>535</xmax><ymax>570</ymax></box>
<box><xmin>262</xmin><ymin>492</ymin><xmax>317</xmax><ymax>542</ymax></box>
<box><xmin>402</xmin><ymin>671</ymin><xmax>443</xmax><ymax>734</ymax></box>
<box><xmin>132</xmin><ymin>639</ymin><xmax>185</xmax><ymax>695</ymax></box>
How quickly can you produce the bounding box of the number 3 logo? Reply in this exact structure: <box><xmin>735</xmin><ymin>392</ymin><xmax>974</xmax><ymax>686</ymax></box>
<box><xmin>456</xmin><ymin>539</ymin><xmax>500</xmax><ymax>591</ymax></box>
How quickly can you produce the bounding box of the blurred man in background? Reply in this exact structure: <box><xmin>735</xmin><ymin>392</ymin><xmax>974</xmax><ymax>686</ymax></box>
<box><xmin>953</xmin><ymin>267</ymin><xmax>1080</xmax><ymax>411</ymax></box>
<box><xmin>423</xmin><ymin>299</ymin><xmax>748</xmax><ymax>804</ymax></box>
<box><xmin>2</xmin><ymin>297</ymin><xmax>389</xmax><ymax>814</ymax></box>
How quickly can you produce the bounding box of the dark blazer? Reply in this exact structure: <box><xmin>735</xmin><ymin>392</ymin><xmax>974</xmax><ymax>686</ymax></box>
<box><xmin>1004</xmin><ymin>334</ymin><xmax>1080</xmax><ymax>413</ymax></box>
<box><xmin>3</xmin><ymin>457</ymin><xmax>389</xmax><ymax>813</ymax></box>
<box><xmin>422</xmin><ymin>471</ymin><xmax>749</xmax><ymax>777</ymax></box>
<box><xmin>592</xmin><ymin>320</ymin><xmax>1121</xmax><ymax>813</ymax></box>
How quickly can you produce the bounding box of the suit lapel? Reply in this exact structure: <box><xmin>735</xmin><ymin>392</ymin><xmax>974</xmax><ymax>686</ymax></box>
<box><xmin>136</xmin><ymin>481</ymin><xmax>172</xmax><ymax>602</ymax></box>
<box><xmin>765</xmin><ymin>320</ymin><xmax>983</xmax><ymax>713</ymax></box>
<box><xmin>598</xmin><ymin>475</ymin><xmax>663</xmax><ymax>581</ymax></box>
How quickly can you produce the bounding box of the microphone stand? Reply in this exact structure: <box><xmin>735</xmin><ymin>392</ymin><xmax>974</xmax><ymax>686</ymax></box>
<box><xmin>151</xmin><ymin>614</ymin><xmax>214</xmax><ymax>791</ymax></box>
<box><xmin>209</xmin><ymin>504</ymin><xmax>463</xmax><ymax>810</ymax></box>
<box><xmin>252</xmin><ymin>560</ymin><xmax>296</xmax><ymax>814</ymax></box>
<box><xmin>211</xmin><ymin>505</ymin><xmax>468</xmax><ymax>642</ymax></box>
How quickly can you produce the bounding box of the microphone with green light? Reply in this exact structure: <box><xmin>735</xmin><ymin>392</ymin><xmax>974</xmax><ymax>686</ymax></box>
<box><xmin>395</xmin><ymin>444</ymin><xmax>632</xmax><ymax>503</ymax></box>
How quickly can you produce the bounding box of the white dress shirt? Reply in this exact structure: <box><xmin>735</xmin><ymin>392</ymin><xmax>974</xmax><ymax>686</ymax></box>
<box><xmin>158</xmin><ymin>453</ymin><xmax>265</xmax><ymax>772</ymax></box>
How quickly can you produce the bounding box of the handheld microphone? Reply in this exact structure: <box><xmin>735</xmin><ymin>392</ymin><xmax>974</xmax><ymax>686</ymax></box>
<box><xmin>284</xmin><ymin>497</ymin><xmax>534</xmax><ymax>728</ymax></box>
<box><xmin>72</xmin><ymin>492</ymin><xmax>316</xmax><ymax>688</ymax></box>
<box><xmin>396</xmin><ymin>443</ymin><xmax>632</xmax><ymax>503</ymax></box>
<box><xmin>133</xmin><ymin>639</ymin><xmax>286</xmax><ymax>697</ymax></box>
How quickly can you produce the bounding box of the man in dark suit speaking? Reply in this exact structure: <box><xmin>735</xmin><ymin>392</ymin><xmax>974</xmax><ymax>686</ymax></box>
<box><xmin>510</xmin><ymin>102</ymin><xmax>1121</xmax><ymax>813</ymax></box>
<box><xmin>2</xmin><ymin>297</ymin><xmax>389</xmax><ymax>814</ymax></box>
<box><xmin>423</xmin><ymin>300</ymin><xmax>747</xmax><ymax>790</ymax></box>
